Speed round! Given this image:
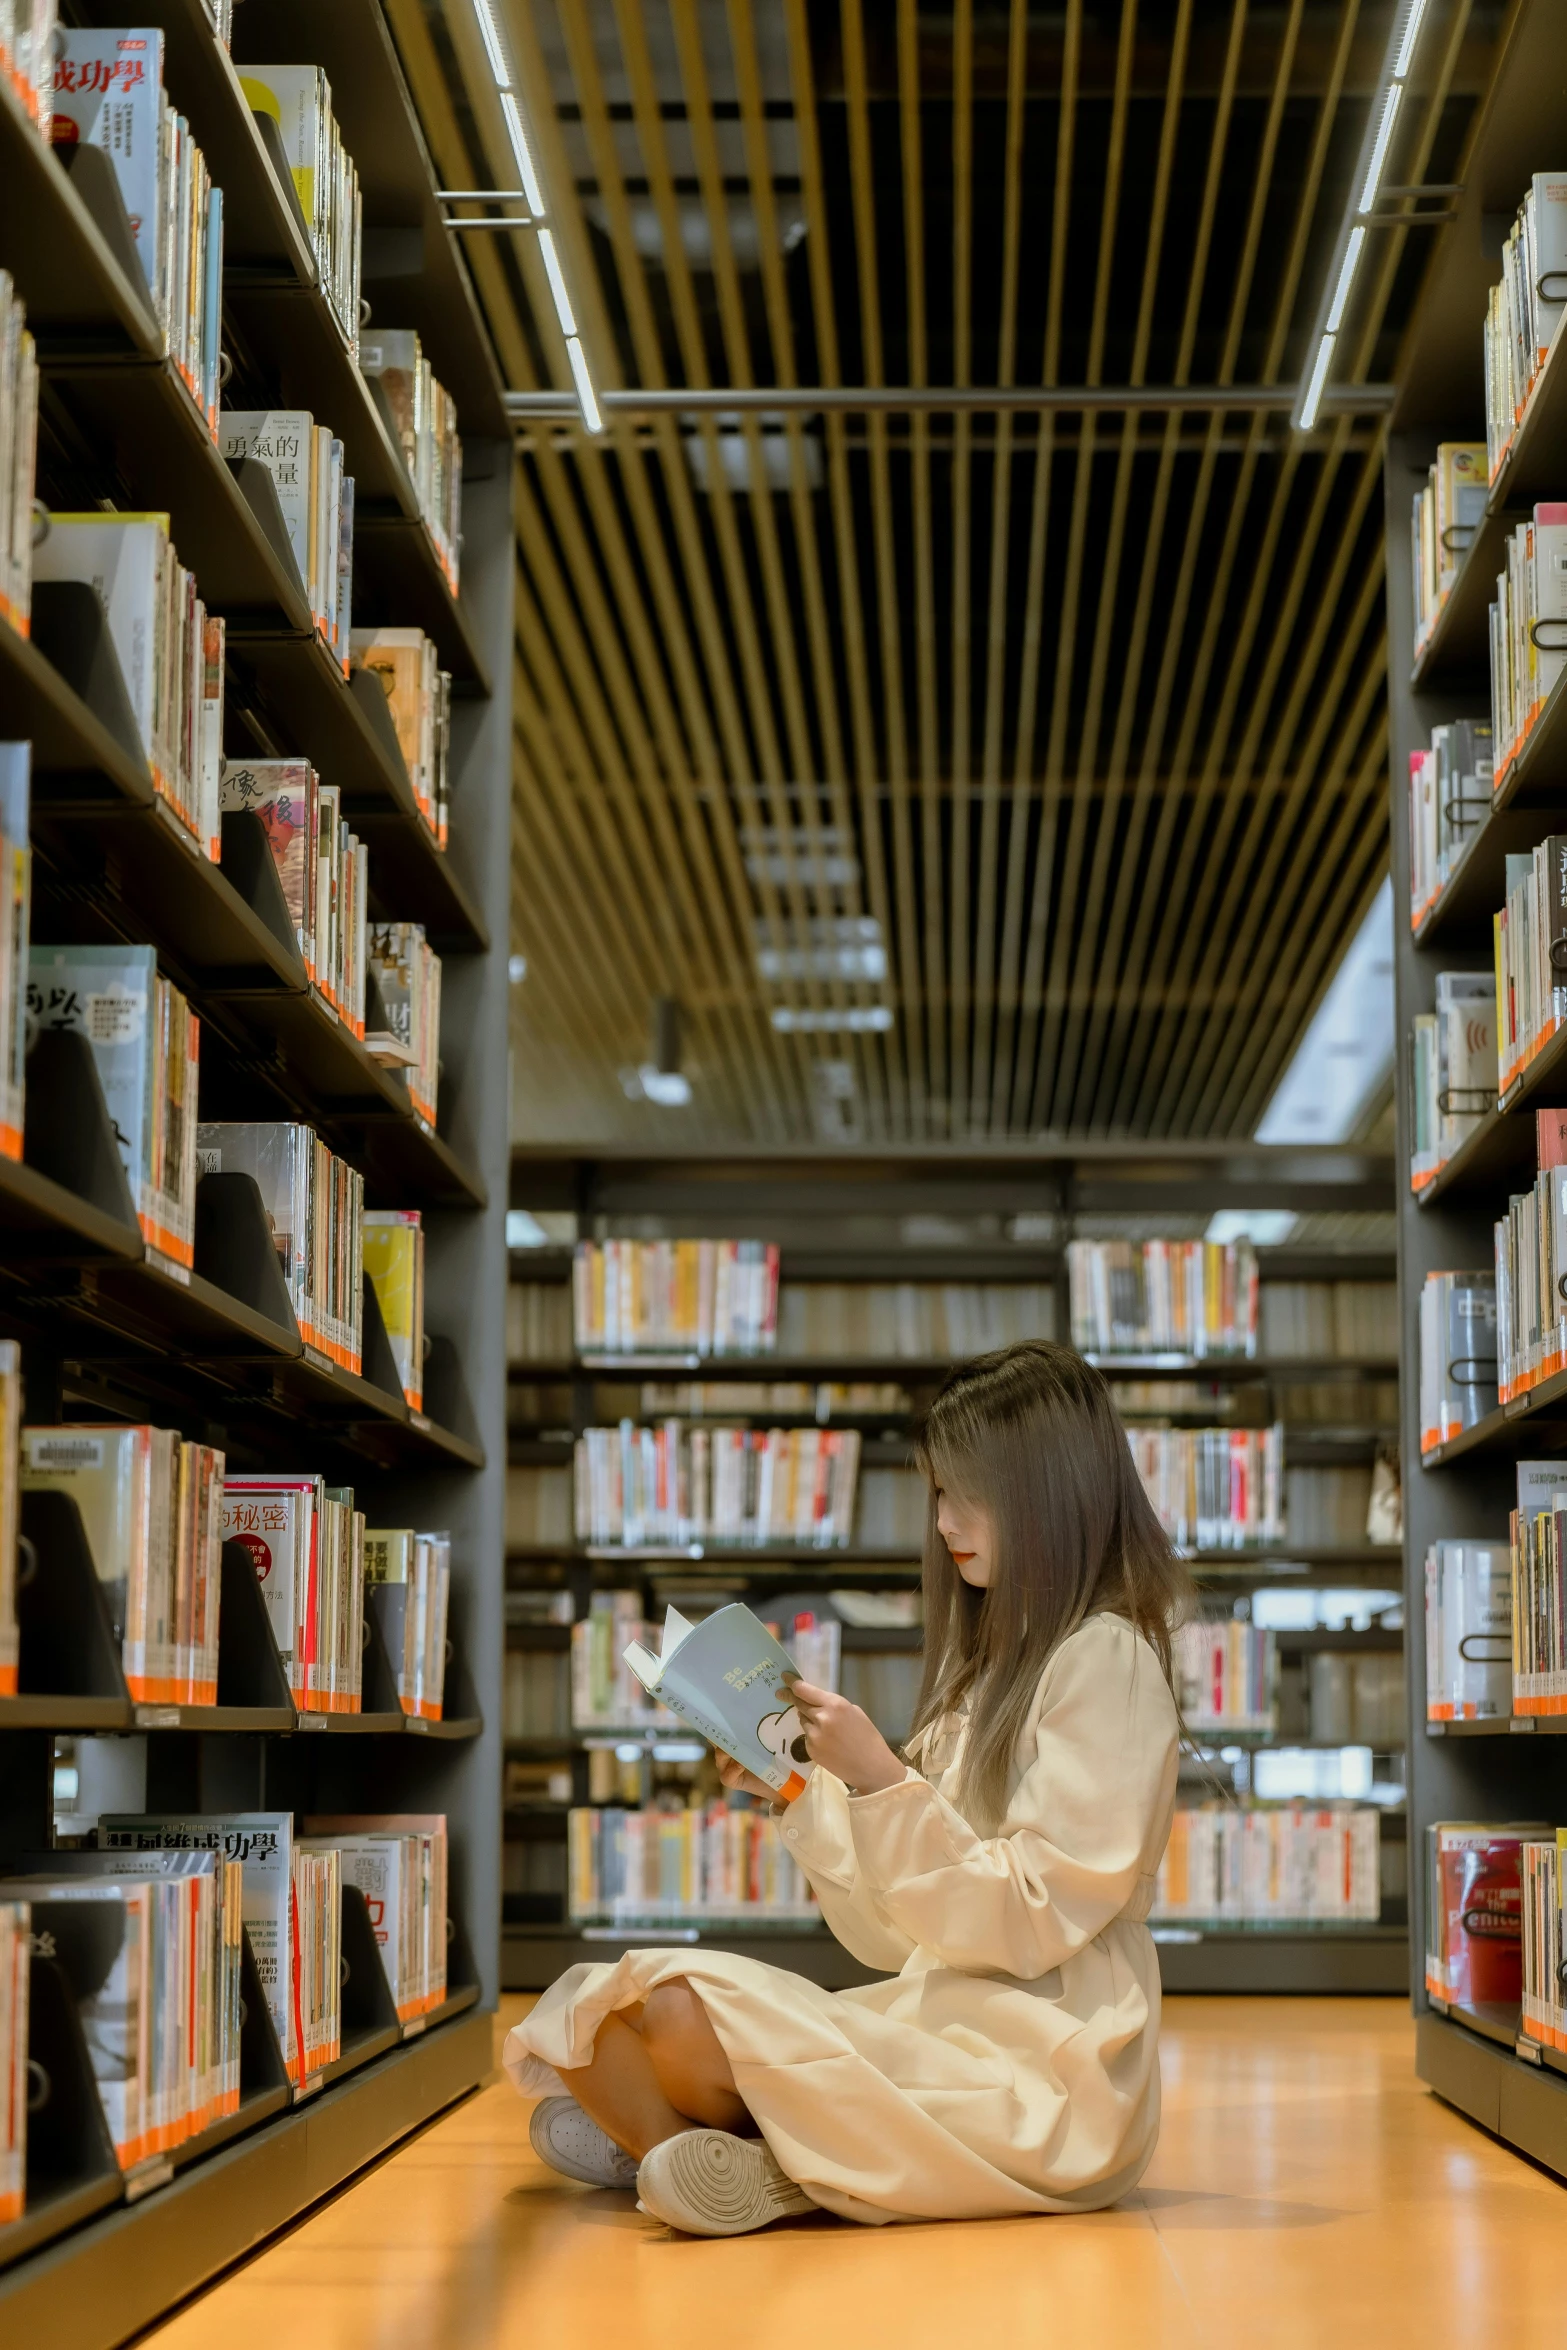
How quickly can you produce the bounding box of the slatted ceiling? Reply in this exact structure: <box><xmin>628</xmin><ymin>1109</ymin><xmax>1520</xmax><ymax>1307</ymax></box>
<box><xmin>399</xmin><ymin>0</ymin><xmax>1497</xmax><ymax>1147</ymax></box>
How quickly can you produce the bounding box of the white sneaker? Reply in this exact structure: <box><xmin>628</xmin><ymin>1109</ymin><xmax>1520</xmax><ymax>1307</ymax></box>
<box><xmin>636</xmin><ymin>2129</ymin><xmax>816</xmax><ymax>2236</ymax></box>
<box><xmin>528</xmin><ymin>2095</ymin><xmax>640</xmax><ymax>2188</ymax></box>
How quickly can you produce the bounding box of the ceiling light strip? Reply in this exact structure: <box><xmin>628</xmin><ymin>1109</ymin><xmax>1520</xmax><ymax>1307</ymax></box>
<box><xmin>469</xmin><ymin>0</ymin><xmax>601</xmax><ymax>433</ymax></box>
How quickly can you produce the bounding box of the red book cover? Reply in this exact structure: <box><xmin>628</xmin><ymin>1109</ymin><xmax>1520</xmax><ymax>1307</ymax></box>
<box><xmin>1442</xmin><ymin>1833</ymin><xmax>1527</xmax><ymax>2006</ymax></box>
<box><xmin>1539</xmin><ymin>1110</ymin><xmax>1567</xmax><ymax>1172</ymax></box>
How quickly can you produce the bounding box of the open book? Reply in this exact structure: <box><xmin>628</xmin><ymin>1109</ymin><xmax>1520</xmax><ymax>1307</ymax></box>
<box><xmin>624</xmin><ymin>1603</ymin><xmax>814</xmax><ymax>1801</ymax></box>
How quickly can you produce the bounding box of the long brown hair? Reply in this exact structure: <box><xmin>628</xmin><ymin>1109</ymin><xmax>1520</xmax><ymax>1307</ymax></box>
<box><xmin>909</xmin><ymin>1338</ymin><xmax>1192</xmax><ymax>1832</ymax></box>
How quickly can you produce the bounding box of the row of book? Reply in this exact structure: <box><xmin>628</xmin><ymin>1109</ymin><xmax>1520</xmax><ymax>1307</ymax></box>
<box><xmin>1493</xmin><ymin>1139</ymin><xmax>1567</xmax><ymax>1404</ymax></box>
<box><xmin>566</xmin><ymin>1801</ymin><xmax>818</xmax><ymax>1924</ymax></box>
<box><xmin>1254</xmin><ymin>1281</ymin><xmax>1398</xmax><ymax>1360</ymax></box>
<box><xmin>53</xmin><ymin>31</ymin><xmax>224</xmax><ymax>437</ymax></box>
<box><xmin>1494</xmin><ymin>843</ymin><xmax>1567</xmax><ymax>1095</ymax></box>
<box><xmin>1125</xmin><ymin>1425</ymin><xmax>1284</xmax><ymax>1553</ymax></box>
<box><xmin>573</xmin><ymin>1240</ymin><xmax>782</xmax><ymax>1357</ymax></box>
<box><xmin>1417</xmin><ymin>1269</ymin><xmax>1498</xmax><ymax>1453</ymax></box>
<box><xmin>1410</xmin><ymin>445</ymin><xmax>1488</xmax><ymax>661</ymax></box>
<box><xmin>1172</xmin><ymin>1618</ymin><xmax>1277</xmax><ymax>1731</ymax></box>
<box><xmin>775</xmin><ymin>1282</ymin><xmax>1058</xmax><ymax>1359</ymax></box>
<box><xmin>1426</xmin><ymin>1822</ymin><xmax>1537</xmax><ymax>2012</ymax></box>
<box><xmin>1150</xmin><ymin>1803</ymin><xmax>1382</xmax><ymax>1925</ymax></box>
<box><xmin>0</xmin><ymin>1811</ymin><xmax>448</xmax><ymax>2204</ymax></box>
<box><xmin>1422</xmin><ymin>1464</ymin><xmax>1567</xmax><ymax>1721</ymax></box>
<box><xmin>1304</xmin><ymin>1650</ymin><xmax>1405</xmax><ymax>1748</ymax></box>
<box><xmin>223</xmin><ymin>411</ymin><xmax>353</xmax><ymax>666</ymax></box>
<box><xmin>1066</xmin><ymin>1240</ymin><xmax>1259</xmax><ymax>1359</ymax></box>
<box><xmin>637</xmin><ymin>1380</ymin><xmax>911</xmax><ymax>1419</ymax></box>
<box><xmin>1408</xmin><ymin>972</ymin><xmax>1494</xmax><ymax>1186</ymax></box>
<box><xmin>572</xmin><ymin>1423</ymin><xmax>864</xmax><ymax>1550</ymax></box>
<box><xmin>238</xmin><ymin>67</ymin><xmax>361</xmax><ymax>359</ymax></box>
<box><xmin>1484</xmin><ymin>175</ymin><xmax>1567</xmax><ymax>483</ymax></box>
<box><xmin>196</xmin><ymin>1123</ymin><xmax>364</xmax><ymax>1369</ymax></box>
<box><xmin>1406</xmin><ymin>719</ymin><xmax>1494</xmax><ymax>927</ymax></box>
<box><xmin>0</xmin><ymin>0</ymin><xmax>56</xmax><ymax>134</ymax></box>
<box><xmin>1491</xmin><ymin>509</ymin><xmax>1567</xmax><ymax>788</ymax></box>
<box><xmin>361</xmin><ymin>330</ymin><xmax>462</xmax><ymax>597</ymax></box>
<box><xmin>0</xmin><ymin>276</ymin><xmax>37</xmax><ymax>641</ymax></box>
<box><xmin>358</xmin><ymin>627</ymin><xmax>453</xmax><ymax>849</ymax></box>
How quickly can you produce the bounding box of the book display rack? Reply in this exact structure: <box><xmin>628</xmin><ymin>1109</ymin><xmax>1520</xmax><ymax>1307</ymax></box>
<box><xmin>503</xmin><ymin>1150</ymin><xmax>1406</xmax><ymax>1999</ymax></box>
<box><xmin>0</xmin><ymin>6</ymin><xmax>510</xmax><ymax>2340</ymax></box>
<box><xmin>1388</xmin><ymin>0</ymin><xmax>1567</xmax><ymax>2183</ymax></box>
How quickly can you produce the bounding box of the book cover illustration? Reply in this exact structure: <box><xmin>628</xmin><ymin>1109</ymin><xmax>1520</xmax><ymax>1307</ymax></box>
<box><xmin>624</xmin><ymin>1602</ymin><xmax>815</xmax><ymax>1800</ymax></box>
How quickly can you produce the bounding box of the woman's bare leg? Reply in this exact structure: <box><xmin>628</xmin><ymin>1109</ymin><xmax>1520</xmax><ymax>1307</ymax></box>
<box><xmin>562</xmin><ymin>1979</ymin><xmax>750</xmax><ymax>2160</ymax></box>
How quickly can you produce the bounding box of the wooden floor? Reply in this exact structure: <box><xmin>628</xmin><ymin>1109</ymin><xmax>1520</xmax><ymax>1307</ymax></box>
<box><xmin>140</xmin><ymin>1997</ymin><xmax>1565</xmax><ymax>2350</ymax></box>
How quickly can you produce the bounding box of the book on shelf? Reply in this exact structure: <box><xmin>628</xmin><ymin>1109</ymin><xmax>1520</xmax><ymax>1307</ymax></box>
<box><xmin>1066</xmin><ymin>1239</ymin><xmax>1258</xmax><ymax>1358</ymax></box>
<box><xmin>1417</xmin><ymin>1270</ymin><xmax>1498</xmax><ymax>1452</ymax></box>
<box><xmin>1255</xmin><ymin>1278</ymin><xmax>1398</xmax><ymax>1357</ymax></box>
<box><xmin>1152</xmin><ymin>1803</ymin><xmax>1381</xmax><ymax>1926</ymax></box>
<box><xmin>195</xmin><ymin>1123</ymin><xmax>365</xmax><ymax>1372</ymax></box>
<box><xmin>0</xmin><ymin>1342</ymin><xmax>15</xmax><ymax>1696</ymax></box>
<box><xmin>363</xmin><ymin>1211</ymin><xmax>425</xmax><ymax>1408</ymax></box>
<box><xmin>1491</xmin><ymin>510</ymin><xmax>1567</xmax><ymax>787</ymax></box>
<box><xmin>34</xmin><ymin>514</ymin><xmax>226</xmax><ymax>856</ymax></box>
<box><xmin>1172</xmin><ymin>1618</ymin><xmax>1276</xmax><ymax>1731</ymax></box>
<box><xmin>1406</xmin><ymin>721</ymin><xmax>1493</xmax><ymax>927</ymax></box>
<box><xmin>0</xmin><ymin>1898</ymin><xmax>23</xmax><ymax>2222</ymax></box>
<box><xmin>1410</xmin><ymin>443</ymin><xmax>1488</xmax><ymax>657</ymax></box>
<box><xmin>237</xmin><ymin>68</ymin><xmax>361</xmax><ymax>360</ymax></box>
<box><xmin>1492</xmin><ymin>1129</ymin><xmax>1567</xmax><ymax>1400</ymax></box>
<box><xmin>362</xmin><ymin>1529</ymin><xmax>449</xmax><ymax>1720</ymax></box>
<box><xmin>366</xmin><ymin>923</ymin><xmax>441</xmax><ymax>1127</ymax></box>
<box><xmin>360</xmin><ymin>328</ymin><xmax>462</xmax><ymax>593</ymax></box>
<box><xmin>774</xmin><ymin>1281</ymin><xmax>1057</xmax><ymax>1359</ymax></box>
<box><xmin>1494</xmin><ymin>842</ymin><xmax>1567</xmax><ymax>1092</ymax></box>
<box><xmin>1424</xmin><ymin>1540</ymin><xmax>1511</xmax><ymax>1722</ymax></box>
<box><xmin>101</xmin><ymin>1812</ymin><xmax>338</xmax><ymax>2090</ymax></box>
<box><xmin>218</xmin><ymin>758</ymin><xmax>317</xmax><ymax>971</ymax></box>
<box><xmin>308</xmin><ymin>783</ymin><xmax>367</xmax><ymax>1033</ymax></box>
<box><xmin>506</xmin><ymin>1279</ymin><xmax>573</xmax><ymax>1364</ymax></box>
<box><xmin>1125</xmin><ymin>1425</ymin><xmax>1283</xmax><ymax>1552</ymax></box>
<box><xmin>1509</xmin><ymin>1460</ymin><xmax>1567</xmax><ymax>1715</ymax></box>
<box><xmin>21</xmin><ymin>1423</ymin><xmax>225</xmax><ymax>1704</ymax></box>
<box><xmin>567</xmin><ymin>1800</ymin><xmax>818</xmax><ymax>1927</ymax></box>
<box><xmin>1305</xmin><ymin>1649</ymin><xmax>1405</xmax><ymax>1746</ymax></box>
<box><xmin>51</xmin><ymin>31</ymin><xmax>224</xmax><ymax>436</ymax></box>
<box><xmin>636</xmin><ymin>1379</ymin><xmax>912</xmax><ymax>1418</ymax></box>
<box><xmin>218</xmin><ymin>1475</ymin><xmax>364</xmax><ymax>1713</ymax></box>
<box><xmin>0</xmin><ymin>1853</ymin><xmax>242</xmax><ymax>2168</ymax></box>
<box><xmin>351</xmin><ymin>629</ymin><xmax>451</xmax><ymax>845</ymax></box>
<box><xmin>1485</xmin><ymin>175</ymin><xmax>1567</xmax><ymax>481</ymax></box>
<box><xmin>0</xmin><ymin>744</ymin><xmax>28</xmax><ymax>1161</ymax></box>
<box><xmin>1425</xmin><ymin>1823</ymin><xmax>1544</xmax><ymax>2007</ymax></box>
<box><xmin>623</xmin><ymin>1602</ymin><xmax>819</xmax><ymax>1800</ymax></box>
<box><xmin>1</xmin><ymin>1</ymin><xmax>56</xmax><ymax>134</ymax></box>
<box><xmin>1408</xmin><ymin>972</ymin><xmax>1495</xmax><ymax>1188</ymax></box>
<box><xmin>301</xmin><ymin>1816</ymin><xmax>447</xmax><ymax>2021</ymax></box>
<box><xmin>1521</xmin><ymin>1835</ymin><xmax>1567</xmax><ymax>2050</ymax></box>
<box><xmin>572</xmin><ymin>1238</ymin><xmax>781</xmax><ymax>1358</ymax></box>
<box><xmin>220</xmin><ymin>413</ymin><xmax>354</xmax><ymax>660</ymax></box>
<box><xmin>573</xmin><ymin>1421</ymin><xmax>862</xmax><ymax>1549</ymax></box>
<box><xmin>0</xmin><ymin>277</ymin><xmax>38</xmax><ymax>640</ymax></box>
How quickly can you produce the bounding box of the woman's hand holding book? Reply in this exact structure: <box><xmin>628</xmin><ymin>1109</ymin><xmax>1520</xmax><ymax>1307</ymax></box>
<box><xmin>788</xmin><ymin>1682</ymin><xmax>905</xmax><ymax>1797</ymax></box>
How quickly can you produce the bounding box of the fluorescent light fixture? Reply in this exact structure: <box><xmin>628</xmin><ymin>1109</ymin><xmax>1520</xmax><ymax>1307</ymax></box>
<box><xmin>620</xmin><ymin>1063</ymin><xmax>693</xmax><ymax>1105</ymax></box>
<box><xmin>1254</xmin><ymin>876</ymin><xmax>1394</xmax><ymax>1143</ymax></box>
<box><xmin>1298</xmin><ymin>332</ymin><xmax>1335</xmax><ymax>431</ymax></box>
<box><xmin>1358</xmin><ymin>80</ymin><xmax>1403</xmax><ymax>216</ymax></box>
<box><xmin>472</xmin><ymin>0</ymin><xmax>512</xmax><ymax>94</ymax></box>
<box><xmin>566</xmin><ymin>339</ymin><xmax>602</xmax><ymax>432</ymax></box>
<box><xmin>770</xmin><ymin>1006</ymin><xmax>895</xmax><ymax>1033</ymax></box>
<box><xmin>508</xmin><ymin>952</ymin><xmax>528</xmax><ymax>983</ymax></box>
<box><xmin>1293</xmin><ymin>0</ymin><xmax>1430</xmax><ymax>432</ymax></box>
<box><xmin>1204</xmin><ymin>1209</ymin><xmax>1300</xmax><ymax>1247</ymax></box>
<box><xmin>498</xmin><ymin>92</ymin><xmax>545</xmax><ymax>216</ymax></box>
<box><xmin>537</xmin><ymin>228</ymin><xmax>577</xmax><ymax>336</ymax></box>
<box><xmin>1324</xmin><ymin>225</ymin><xmax>1365</xmax><ymax>334</ymax></box>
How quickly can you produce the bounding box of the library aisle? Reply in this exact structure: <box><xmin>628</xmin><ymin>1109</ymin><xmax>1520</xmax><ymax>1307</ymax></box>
<box><xmin>139</xmin><ymin>1998</ymin><xmax>1563</xmax><ymax>2350</ymax></box>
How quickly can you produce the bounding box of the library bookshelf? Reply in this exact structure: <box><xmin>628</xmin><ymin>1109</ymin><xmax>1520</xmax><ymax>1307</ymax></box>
<box><xmin>503</xmin><ymin>1150</ymin><xmax>1406</xmax><ymax>1999</ymax></box>
<box><xmin>1387</xmin><ymin>0</ymin><xmax>1567</xmax><ymax>2183</ymax></box>
<box><xmin>0</xmin><ymin>6</ymin><xmax>510</xmax><ymax>2340</ymax></box>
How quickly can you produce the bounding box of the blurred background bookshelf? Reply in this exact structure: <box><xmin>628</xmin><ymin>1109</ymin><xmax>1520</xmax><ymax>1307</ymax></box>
<box><xmin>501</xmin><ymin>1146</ymin><xmax>1407</xmax><ymax>1996</ymax></box>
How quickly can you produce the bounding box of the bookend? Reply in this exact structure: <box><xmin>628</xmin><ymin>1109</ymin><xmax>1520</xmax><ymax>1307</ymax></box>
<box><xmin>339</xmin><ymin>1883</ymin><xmax>399</xmax><ymax>2046</ymax></box>
<box><xmin>194</xmin><ymin>1171</ymin><xmax>303</xmax><ymax>1339</ymax></box>
<box><xmin>14</xmin><ymin>1957</ymin><xmax>120</xmax><ymax>2232</ymax></box>
<box><xmin>16</xmin><ymin>1493</ymin><xmax>128</xmax><ymax>1704</ymax></box>
<box><xmin>223</xmin><ymin>457</ymin><xmax>307</xmax><ymax>608</ymax></box>
<box><xmin>21</xmin><ymin>1027</ymin><xmax>141</xmax><ymax>1234</ymax></box>
<box><xmin>359</xmin><ymin>1601</ymin><xmax>405</xmax><ymax>1719</ymax></box>
<box><xmin>348</xmin><ymin>663</ymin><xmax>415</xmax><ymax>795</ymax></box>
<box><xmin>236</xmin><ymin>1929</ymin><xmax>289</xmax><ymax>2104</ymax></box>
<box><xmin>215</xmin><ymin>1542</ymin><xmax>293</xmax><ymax>1714</ymax></box>
<box><xmin>217</xmin><ymin>810</ymin><xmax>310</xmax><ymax>975</ymax></box>
<box><xmin>27</xmin><ymin>582</ymin><xmax>152</xmax><ymax>785</ymax></box>
<box><xmin>53</xmin><ymin>141</ymin><xmax>150</xmax><ymax>316</ymax></box>
<box><xmin>359</xmin><ymin>1272</ymin><xmax>407</xmax><ymax>1406</ymax></box>
<box><xmin>421</xmin><ymin>1334</ymin><xmax>481</xmax><ymax>1449</ymax></box>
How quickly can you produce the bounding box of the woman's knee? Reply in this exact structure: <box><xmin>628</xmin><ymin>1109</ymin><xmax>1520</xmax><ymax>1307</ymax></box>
<box><xmin>641</xmin><ymin>1979</ymin><xmax>720</xmax><ymax>2069</ymax></box>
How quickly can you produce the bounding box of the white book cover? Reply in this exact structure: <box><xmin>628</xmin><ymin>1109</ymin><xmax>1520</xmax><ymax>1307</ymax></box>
<box><xmin>52</xmin><ymin>31</ymin><xmax>165</xmax><ymax>313</ymax></box>
<box><xmin>32</xmin><ymin>516</ymin><xmax>170</xmax><ymax>784</ymax></box>
<box><xmin>1530</xmin><ymin>174</ymin><xmax>1567</xmax><ymax>368</ymax></box>
<box><xmin>28</xmin><ymin>942</ymin><xmax>158</xmax><ymax>1229</ymax></box>
<box><xmin>219</xmin><ymin>412</ymin><xmax>314</xmax><ymax>603</ymax></box>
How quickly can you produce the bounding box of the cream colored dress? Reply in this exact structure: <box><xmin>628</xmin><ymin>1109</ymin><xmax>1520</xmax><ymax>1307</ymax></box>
<box><xmin>504</xmin><ymin>1612</ymin><xmax>1180</xmax><ymax>2224</ymax></box>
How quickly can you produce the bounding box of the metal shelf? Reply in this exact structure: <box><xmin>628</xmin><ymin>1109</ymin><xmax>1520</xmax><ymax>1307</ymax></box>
<box><xmin>531</xmin><ymin>1352</ymin><xmax>1398</xmax><ymax>1384</ymax></box>
<box><xmin>1417</xmin><ymin>2009</ymin><xmax>1567</xmax><ymax>2184</ymax></box>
